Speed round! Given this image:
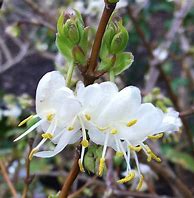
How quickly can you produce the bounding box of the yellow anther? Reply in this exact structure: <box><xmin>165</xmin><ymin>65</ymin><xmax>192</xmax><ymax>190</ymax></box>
<box><xmin>111</xmin><ymin>128</ymin><xmax>118</xmax><ymax>134</ymax></box>
<box><xmin>85</xmin><ymin>114</ymin><xmax>91</xmax><ymax>121</ymax></box>
<box><xmin>18</xmin><ymin>115</ymin><xmax>33</xmax><ymax>127</ymax></box>
<box><xmin>116</xmin><ymin>152</ymin><xmax>124</xmax><ymax>157</ymax></box>
<box><xmin>67</xmin><ymin>126</ymin><xmax>74</xmax><ymax>131</ymax></box>
<box><xmin>127</xmin><ymin>119</ymin><xmax>137</xmax><ymax>127</ymax></box>
<box><xmin>117</xmin><ymin>171</ymin><xmax>135</xmax><ymax>184</ymax></box>
<box><xmin>98</xmin><ymin>158</ymin><xmax>105</xmax><ymax>176</ymax></box>
<box><xmin>97</xmin><ymin>126</ymin><xmax>109</xmax><ymax>132</ymax></box>
<box><xmin>148</xmin><ymin>133</ymin><xmax>164</xmax><ymax>140</ymax></box>
<box><xmin>145</xmin><ymin>145</ymin><xmax>161</xmax><ymax>163</ymax></box>
<box><xmin>29</xmin><ymin>148</ymin><xmax>38</xmax><ymax>160</ymax></box>
<box><xmin>41</xmin><ymin>132</ymin><xmax>53</xmax><ymax>139</ymax></box>
<box><xmin>129</xmin><ymin>145</ymin><xmax>142</xmax><ymax>152</ymax></box>
<box><xmin>47</xmin><ymin>114</ymin><xmax>54</xmax><ymax>121</ymax></box>
<box><xmin>81</xmin><ymin>139</ymin><xmax>89</xmax><ymax>148</ymax></box>
<box><xmin>78</xmin><ymin>159</ymin><xmax>85</xmax><ymax>172</ymax></box>
<box><xmin>136</xmin><ymin>175</ymin><xmax>144</xmax><ymax>190</ymax></box>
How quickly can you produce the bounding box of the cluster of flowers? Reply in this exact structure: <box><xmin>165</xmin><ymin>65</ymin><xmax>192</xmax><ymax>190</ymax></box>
<box><xmin>15</xmin><ymin>71</ymin><xmax>180</xmax><ymax>189</ymax></box>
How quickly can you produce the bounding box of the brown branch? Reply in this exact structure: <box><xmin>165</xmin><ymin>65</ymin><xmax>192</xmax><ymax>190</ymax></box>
<box><xmin>86</xmin><ymin>0</ymin><xmax>117</xmax><ymax>76</ymax></box>
<box><xmin>0</xmin><ymin>159</ymin><xmax>18</xmax><ymax>198</ymax></box>
<box><xmin>60</xmin><ymin>146</ymin><xmax>80</xmax><ymax>198</ymax></box>
<box><xmin>180</xmin><ymin>106</ymin><xmax>194</xmax><ymax>117</ymax></box>
<box><xmin>22</xmin><ymin>139</ymin><xmax>34</xmax><ymax>198</ymax></box>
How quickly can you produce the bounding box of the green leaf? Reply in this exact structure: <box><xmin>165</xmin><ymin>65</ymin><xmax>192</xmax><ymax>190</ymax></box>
<box><xmin>98</xmin><ymin>57</ymin><xmax>114</xmax><ymax>71</ymax></box>
<box><xmin>112</xmin><ymin>52</ymin><xmax>134</xmax><ymax>75</ymax></box>
<box><xmin>56</xmin><ymin>35</ymin><xmax>73</xmax><ymax>61</ymax></box>
<box><xmin>110</xmin><ymin>25</ymin><xmax>129</xmax><ymax>54</ymax></box>
<box><xmin>79</xmin><ymin>27</ymin><xmax>89</xmax><ymax>54</ymax></box>
<box><xmin>57</xmin><ymin>12</ymin><xmax>64</xmax><ymax>36</ymax></box>
<box><xmin>163</xmin><ymin>147</ymin><xmax>194</xmax><ymax>173</ymax></box>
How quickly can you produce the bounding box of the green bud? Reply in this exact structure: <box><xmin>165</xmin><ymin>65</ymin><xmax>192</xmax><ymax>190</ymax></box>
<box><xmin>152</xmin><ymin>87</ymin><xmax>161</xmax><ymax>95</ymax></box>
<box><xmin>110</xmin><ymin>25</ymin><xmax>129</xmax><ymax>54</ymax></box>
<box><xmin>63</xmin><ymin>19</ymin><xmax>80</xmax><ymax>45</ymax></box>
<box><xmin>79</xmin><ymin>27</ymin><xmax>90</xmax><ymax>54</ymax></box>
<box><xmin>72</xmin><ymin>45</ymin><xmax>86</xmax><ymax>64</ymax></box>
<box><xmin>156</xmin><ymin>100</ymin><xmax>167</xmax><ymax>112</ymax></box>
<box><xmin>98</xmin><ymin>55</ymin><xmax>116</xmax><ymax>71</ymax></box>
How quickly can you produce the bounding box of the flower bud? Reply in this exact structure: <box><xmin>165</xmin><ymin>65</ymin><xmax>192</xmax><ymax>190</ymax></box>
<box><xmin>72</xmin><ymin>45</ymin><xmax>86</xmax><ymax>64</ymax></box>
<box><xmin>110</xmin><ymin>25</ymin><xmax>129</xmax><ymax>54</ymax></box>
<box><xmin>64</xmin><ymin>19</ymin><xmax>80</xmax><ymax>45</ymax></box>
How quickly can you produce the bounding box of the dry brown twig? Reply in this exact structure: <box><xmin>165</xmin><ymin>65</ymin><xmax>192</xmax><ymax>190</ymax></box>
<box><xmin>22</xmin><ymin>139</ymin><xmax>35</xmax><ymax>198</ymax></box>
<box><xmin>0</xmin><ymin>159</ymin><xmax>18</xmax><ymax>198</ymax></box>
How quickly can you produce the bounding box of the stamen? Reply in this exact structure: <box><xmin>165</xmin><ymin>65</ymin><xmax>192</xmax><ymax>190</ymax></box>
<box><xmin>85</xmin><ymin>114</ymin><xmax>91</xmax><ymax>121</ymax></box>
<box><xmin>111</xmin><ymin>128</ymin><xmax>118</xmax><ymax>134</ymax></box>
<box><xmin>148</xmin><ymin>133</ymin><xmax>163</xmax><ymax>140</ymax></box>
<box><xmin>78</xmin><ymin>159</ymin><xmax>85</xmax><ymax>172</ymax></box>
<box><xmin>41</xmin><ymin>132</ymin><xmax>53</xmax><ymax>139</ymax></box>
<box><xmin>81</xmin><ymin>139</ymin><xmax>89</xmax><ymax>148</ymax></box>
<box><xmin>145</xmin><ymin>145</ymin><xmax>161</xmax><ymax>163</ymax></box>
<box><xmin>67</xmin><ymin>126</ymin><xmax>74</xmax><ymax>131</ymax></box>
<box><xmin>136</xmin><ymin>175</ymin><xmax>144</xmax><ymax>190</ymax></box>
<box><xmin>97</xmin><ymin>126</ymin><xmax>109</xmax><ymax>132</ymax></box>
<box><xmin>18</xmin><ymin>115</ymin><xmax>34</xmax><ymax>127</ymax></box>
<box><xmin>116</xmin><ymin>151</ymin><xmax>124</xmax><ymax>157</ymax></box>
<box><xmin>98</xmin><ymin>158</ymin><xmax>105</xmax><ymax>176</ymax></box>
<box><xmin>14</xmin><ymin>119</ymin><xmax>45</xmax><ymax>142</ymax></box>
<box><xmin>29</xmin><ymin>148</ymin><xmax>38</xmax><ymax>160</ymax></box>
<box><xmin>117</xmin><ymin>171</ymin><xmax>135</xmax><ymax>184</ymax></box>
<box><xmin>129</xmin><ymin>145</ymin><xmax>142</xmax><ymax>152</ymax></box>
<box><xmin>47</xmin><ymin>113</ymin><xmax>54</xmax><ymax>121</ymax></box>
<box><xmin>127</xmin><ymin>119</ymin><xmax>137</xmax><ymax>127</ymax></box>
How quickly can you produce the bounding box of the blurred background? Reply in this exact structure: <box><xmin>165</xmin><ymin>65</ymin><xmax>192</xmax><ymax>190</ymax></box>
<box><xmin>0</xmin><ymin>0</ymin><xmax>194</xmax><ymax>197</ymax></box>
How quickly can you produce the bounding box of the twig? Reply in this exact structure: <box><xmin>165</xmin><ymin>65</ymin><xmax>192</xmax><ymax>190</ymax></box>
<box><xmin>0</xmin><ymin>159</ymin><xmax>18</xmax><ymax>198</ymax></box>
<box><xmin>60</xmin><ymin>147</ymin><xmax>81</xmax><ymax>198</ymax></box>
<box><xmin>22</xmin><ymin>139</ymin><xmax>34</xmax><ymax>198</ymax></box>
<box><xmin>180</xmin><ymin>106</ymin><xmax>194</xmax><ymax>117</ymax></box>
<box><xmin>68</xmin><ymin>176</ymin><xmax>97</xmax><ymax>198</ymax></box>
<box><xmin>86</xmin><ymin>0</ymin><xmax>117</xmax><ymax>75</ymax></box>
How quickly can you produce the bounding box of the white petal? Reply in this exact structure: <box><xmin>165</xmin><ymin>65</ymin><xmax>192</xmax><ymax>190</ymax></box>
<box><xmin>34</xmin><ymin>130</ymin><xmax>81</xmax><ymax>158</ymax></box>
<box><xmin>88</xmin><ymin>128</ymin><xmax>120</xmax><ymax>151</ymax></box>
<box><xmin>97</xmin><ymin>86</ymin><xmax>141</xmax><ymax>126</ymax></box>
<box><xmin>36</xmin><ymin>71</ymin><xmax>73</xmax><ymax>117</ymax></box>
<box><xmin>118</xmin><ymin>103</ymin><xmax>163</xmax><ymax>145</ymax></box>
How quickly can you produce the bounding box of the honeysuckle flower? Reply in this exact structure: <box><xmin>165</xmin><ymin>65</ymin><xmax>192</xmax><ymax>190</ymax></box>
<box><xmin>83</xmin><ymin>84</ymin><xmax>180</xmax><ymax>189</ymax></box>
<box><xmin>14</xmin><ymin>71</ymin><xmax>82</xmax><ymax>159</ymax></box>
<box><xmin>75</xmin><ymin>81</ymin><xmax>118</xmax><ymax>171</ymax></box>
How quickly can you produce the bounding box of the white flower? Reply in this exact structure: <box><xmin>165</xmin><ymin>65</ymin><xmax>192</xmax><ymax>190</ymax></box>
<box><xmin>2</xmin><ymin>105</ymin><xmax>21</xmax><ymax>118</ymax></box>
<box><xmin>83</xmin><ymin>83</ymin><xmax>180</xmax><ymax>189</ymax></box>
<box><xmin>14</xmin><ymin>71</ymin><xmax>82</xmax><ymax>159</ymax></box>
<box><xmin>75</xmin><ymin>81</ymin><xmax>118</xmax><ymax>170</ymax></box>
